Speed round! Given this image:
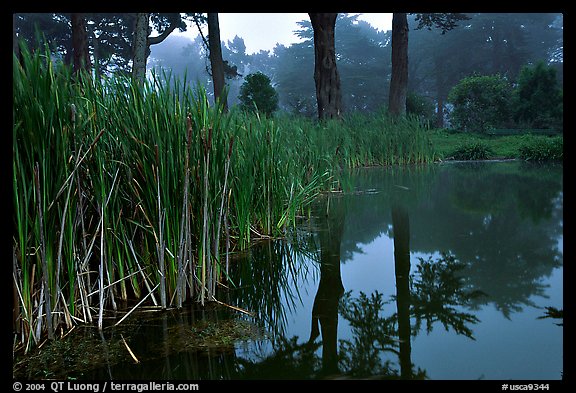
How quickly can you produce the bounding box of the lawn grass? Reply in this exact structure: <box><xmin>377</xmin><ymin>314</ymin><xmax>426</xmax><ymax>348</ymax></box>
<box><xmin>428</xmin><ymin>128</ymin><xmax>563</xmax><ymax>160</ymax></box>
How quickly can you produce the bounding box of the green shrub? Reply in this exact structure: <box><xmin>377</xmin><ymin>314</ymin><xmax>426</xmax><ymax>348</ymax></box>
<box><xmin>238</xmin><ymin>72</ymin><xmax>279</xmax><ymax>117</ymax></box>
<box><xmin>450</xmin><ymin>142</ymin><xmax>493</xmax><ymax>160</ymax></box>
<box><xmin>518</xmin><ymin>136</ymin><xmax>563</xmax><ymax>161</ymax></box>
<box><xmin>448</xmin><ymin>74</ymin><xmax>513</xmax><ymax>133</ymax></box>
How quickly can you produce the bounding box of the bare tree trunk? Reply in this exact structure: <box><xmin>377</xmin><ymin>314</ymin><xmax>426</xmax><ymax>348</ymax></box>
<box><xmin>71</xmin><ymin>13</ymin><xmax>91</xmax><ymax>74</ymax></box>
<box><xmin>309</xmin><ymin>13</ymin><xmax>342</xmax><ymax>120</ymax></box>
<box><xmin>207</xmin><ymin>13</ymin><xmax>228</xmax><ymax>111</ymax></box>
<box><xmin>133</xmin><ymin>13</ymin><xmax>181</xmax><ymax>85</ymax></box>
<box><xmin>132</xmin><ymin>13</ymin><xmax>149</xmax><ymax>84</ymax></box>
<box><xmin>389</xmin><ymin>13</ymin><xmax>409</xmax><ymax>117</ymax></box>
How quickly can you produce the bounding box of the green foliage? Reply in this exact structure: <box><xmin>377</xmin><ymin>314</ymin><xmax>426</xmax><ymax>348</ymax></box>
<box><xmin>449</xmin><ymin>142</ymin><xmax>494</xmax><ymax>160</ymax></box>
<box><xmin>406</xmin><ymin>92</ymin><xmax>435</xmax><ymax>126</ymax></box>
<box><xmin>13</xmin><ymin>47</ymin><xmax>437</xmax><ymax>348</ymax></box>
<box><xmin>238</xmin><ymin>72</ymin><xmax>279</xmax><ymax>117</ymax></box>
<box><xmin>448</xmin><ymin>74</ymin><xmax>513</xmax><ymax>133</ymax></box>
<box><xmin>428</xmin><ymin>128</ymin><xmax>563</xmax><ymax>161</ymax></box>
<box><xmin>513</xmin><ymin>61</ymin><xmax>563</xmax><ymax>130</ymax></box>
<box><xmin>413</xmin><ymin>13</ymin><xmax>471</xmax><ymax>34</ymax></box>
<box><xmin>518</xmin><ymin>135</ymin><xmax>563</xmax><ymax>161</ymax></box>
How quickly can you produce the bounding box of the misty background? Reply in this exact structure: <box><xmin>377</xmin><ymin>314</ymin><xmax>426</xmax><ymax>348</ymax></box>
<box><xmin>147</xmin><ymin>13</ymin><xmax>563</xmax><ymax>122</ymax></box>
<box><xmin>14</xmin><ymin>13</ymin><xmax>563</xmax><ymax>125</ymax></box>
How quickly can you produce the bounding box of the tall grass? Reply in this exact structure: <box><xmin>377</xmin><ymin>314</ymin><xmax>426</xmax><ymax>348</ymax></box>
<box><xmin>13</xmin><ymin>46</ymin><xmax>436</xmax><ymax>351</ymax></box>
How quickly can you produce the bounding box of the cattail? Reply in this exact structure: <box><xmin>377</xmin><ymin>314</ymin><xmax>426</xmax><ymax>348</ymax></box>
<box><xmin>70</xmin><ymin>103</ymin><xmax>76</xmax><ymax>124</ymax></box>
<box><xmin>228</xmin><ymin>136</ymin><xmax>235</xmax><ymax>159</ymax></box>
<box><xmin>186</xmin><ymin>114</ymin><xmax>193</xmax><ymax>148</ymax></box>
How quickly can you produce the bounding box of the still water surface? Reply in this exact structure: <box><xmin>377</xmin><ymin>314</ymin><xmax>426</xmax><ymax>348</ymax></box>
<box><xmin>23</xmin><ymin>161</ymin><xmax>564</xmax><ymax>380</ymax></box>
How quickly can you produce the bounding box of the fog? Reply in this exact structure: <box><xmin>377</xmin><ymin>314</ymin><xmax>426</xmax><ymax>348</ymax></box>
<box><xmin>13</xmin><ymin>13</ymin><xmax>562</xmax><ymax>117</ymax></box>
<box><xmin>148</xmin><ymin>13</ymin><xmax>563</xmax><ymax>116</ymax></box>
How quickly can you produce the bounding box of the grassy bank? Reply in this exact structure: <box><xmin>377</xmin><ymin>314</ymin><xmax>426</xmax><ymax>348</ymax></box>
<box><xmin>13</xmin><ymin>48</ymin><xmax>437</xmax><ymax>352</ymax></box>
<box><xmin>429</xmin><ymin>129</ymin><xmax>563</xmax><ymax>161</ymax></box>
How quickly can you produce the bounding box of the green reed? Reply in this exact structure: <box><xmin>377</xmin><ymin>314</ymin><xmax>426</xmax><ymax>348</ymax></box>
<box><xmin>13</xmin><ymin>46</ymin><xmax>436</xmax><ymax>351</ymax></box>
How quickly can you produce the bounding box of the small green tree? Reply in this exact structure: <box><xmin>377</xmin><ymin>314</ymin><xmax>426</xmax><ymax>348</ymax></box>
<box><xmin>406</xmin><ymin>92</ymin><xmax>435</xmax><ymax>126</ymax></box>
<box><xmin>513</xmin><ymin>61</ymin><xmax>563</xmax><ymax>130</ymax></box>
<box><xmin>448</xmin><ymin>74</ymin><xmax>513</xmax><ymax>133</ymax></box>
<box><xmin>238</xmin><ymin>72</ymin><xmax>279</xmax><ymax>117</ymax></box>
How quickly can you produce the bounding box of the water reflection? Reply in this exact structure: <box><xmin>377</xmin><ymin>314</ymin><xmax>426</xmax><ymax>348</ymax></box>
<box><xmin>17</xmin><ymin>161</ymin><xmax>561</xmax><ymax>380</ymax></box>
<box><xmin>335</xmin><ymin>202</ymin><xmax>486</xmax><ymax>379</ymax></box>
<box><xmin>307</xmin><ymin>195</ymin><xmax>346</xmax><ymax>376</ymax></box>
<box><xmin>237</xmin><ymin>160</ymin><xmax>563</xmax><ymax>379</ymax></box>
<box><xmin>391</xmin><ymin>203</ymin><xmax>412</xmax><ymax>379</ymax></box>
<box><xmin>340</xmin><ymin>161</ymin><xmax>563</xmax><ymax>318</ymax></box>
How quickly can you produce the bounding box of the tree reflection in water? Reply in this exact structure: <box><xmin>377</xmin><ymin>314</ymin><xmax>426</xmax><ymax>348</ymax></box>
<box><xmin>409</xmin><ymin>253</ymin><xmax>486</xmax><ymax>338</ymax></box>
<box><xmin>233</xmin><ymin>162</ymin><xmax>562</xmax><ymax>379</ymax></box>
<box><xmin>337</xmin><ymin>253</ymin><xmax>484</xmax><ymax>379</ymax></box>
<box><xmin>336</xmin><ymin>204</ymin><xmax>485</xmax><ymax>379</ymax></box>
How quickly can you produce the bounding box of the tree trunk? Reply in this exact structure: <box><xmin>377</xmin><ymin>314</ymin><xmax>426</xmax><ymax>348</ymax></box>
<box><xmin>389</xmin><ymin>13</ymin><xmax>409</xmax><ymax>117</ymax></box>
<box><xmin>207</xmin><ymin>13</ymin><xmax>228</xmax><ymax>111</ymax></box>
<box><xmin>309</xmin><ymin>13</ymin><xmax>342</xmax><ymax>120</ymax></box>
<box><xmin>132</xmin><ymin>13</ymin><xmax>149</xmax><ymax>84</ymax></box>
<box><xmin>434</xmin><ymin>55</ymin><xmax>446</xmax><ymax>128</ymax></box>
<box><xmin>71</xmin><ymin>13</ymin><xmax>91</xmax><ymax>74</ymax></box>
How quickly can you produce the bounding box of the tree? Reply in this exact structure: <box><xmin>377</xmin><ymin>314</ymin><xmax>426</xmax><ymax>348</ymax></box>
<box><xmin>406</xmin><ymin>13</ymin><xmax>562</xmax><ymax>127</ymax></box>
<box><xmin>84</xmin><ymin>13</ymin><xmax>137</xmax><ymax>77</ymax></box>
<box><xmin>448</xmin><ymin>74</ymin><xmax>513</xmax><ymax>133</ymax></box>
<box><xmin>389</xmin><ymin>13</ymin><xmax>469</xmax><ymax>119</ymax></box>
<box><xmin>273</xmin><ymin>32</ymin><xmax>317</xmax><ymax>116</ymax></box>
<box><xmin>238</xmin><ymin>72</ymin><xmax>279</xmax><ymax>117</ymax></box>
<box><xmin>207</xmin><ymin>13</ymin><xmax>228</xmax><ymax>111</ymax></box>
<box><xmin>388</xmin><ymin>13</ymin><xmax>409</xmax><ymax>116</ymax></box>
<box><xmin>13</xmin><ymin>13</ymin><xmax>73</xmax><ymax>63</ymax></box>
<box><xmin>71</xmin><ymin>13</ymin><xmax>90</xmax><ymax>73</ymax></box>
<box><xmin>513</xmin><ymin>61</ymin><xmax>563</xmax><ymax>130</ymax></box>
<box><xmin>309</xmin><ymin>13</ymin><xmax>342</xmax><ymax>120</ymax></box>
<box><xmin>275</xmin><ymin>15</ymin><xmax>391</xmax><ymax>116</ymax></box>
<box><xmin>333</xmin><ymin>14</ymin><xmax>392</xmax><ymax>113</ymax></box>
<box><xmin>132</xmin><ymin>13</ymin><xmax>186</xmax><ymax>83</ymax></box>
<box><xmin>132</xmin><ymin>13</ymin><xmax>149</xmax><ymax>83</ymax></box>
<box><xmin>408</xmin><ymin>14</ymin><xmax>477</xmax><ymax>127</ymax></box>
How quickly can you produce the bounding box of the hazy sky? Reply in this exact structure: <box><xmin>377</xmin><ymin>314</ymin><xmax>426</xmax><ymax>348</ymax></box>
<box><xmin>174</xmin><ymin>13</ymin><xmax>393</xmax><ymax>54</ymax></box>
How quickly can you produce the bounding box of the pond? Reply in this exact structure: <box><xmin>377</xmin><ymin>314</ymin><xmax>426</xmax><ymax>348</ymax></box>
<box><xmin>14</xmin><ymin>160</ymin><xmax>563</xmax><ymax>380</ymax></box>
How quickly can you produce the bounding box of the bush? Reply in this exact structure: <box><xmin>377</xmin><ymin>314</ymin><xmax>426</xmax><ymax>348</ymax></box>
<box><xmin>448</xmin><ymin>74</ymin><xmax>513</xmax><ymax>133</ymax></box>
<box><xmin>450</xmin><ymin>142</ymin><xmax>493</xmax><ymax>160</ymax></box>
<box><xmin>238</xmin><ymin>72</ymin><xmax>279</xmax><ymax>117</ymax></box>
<box><xmin>518</xmin><ymin>136</ymin><xmax>563</xmax><ymax>161</ymax></box>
